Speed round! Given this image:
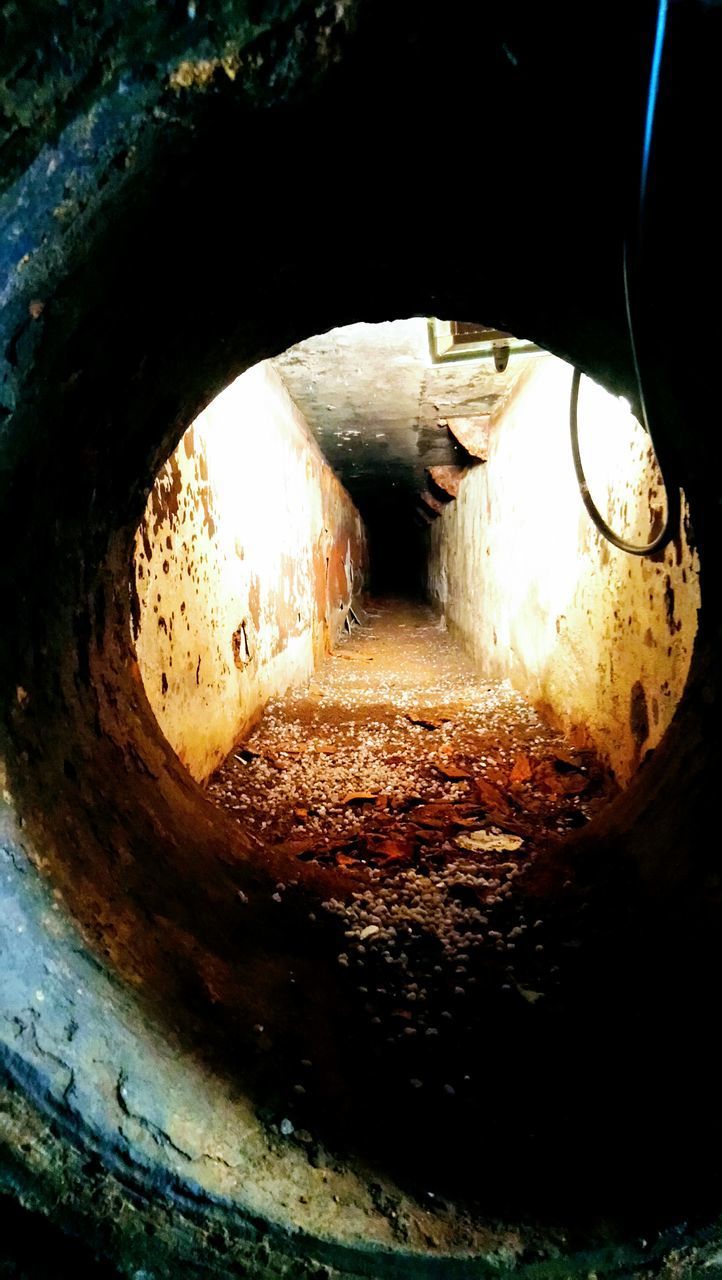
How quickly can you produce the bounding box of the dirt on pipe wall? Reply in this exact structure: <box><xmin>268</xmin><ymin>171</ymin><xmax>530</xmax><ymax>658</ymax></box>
<box><xmin>132</xmin><ymin>362</ymin><xmax>368</xmax><ymax>781</ymax></box>
<box><xmin>427</xmin><ymin>356</ymin><xmax>701</xmax><ymax>784</ymax></box>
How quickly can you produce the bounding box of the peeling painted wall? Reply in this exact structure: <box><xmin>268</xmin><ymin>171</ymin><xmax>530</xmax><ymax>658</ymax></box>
<box><xmin>427</xmin><ymin>356</ymin><xmax>701</xmax><ymax>784</ymax></box>
<box><xmin>133</xmin><ymin>363</ymin><xmax>367</xmax><ymax>782</ymax></box>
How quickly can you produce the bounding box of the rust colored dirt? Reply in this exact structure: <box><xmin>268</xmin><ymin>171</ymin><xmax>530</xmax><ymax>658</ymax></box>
<box><xmin>207</xmin><ymin>599</ymin><xmax>620</xmax><ymax>1182</ymax></box>
<box><xmin>210</xmin><ymin>598</ymin><xmax>615</xmax><ymax>866</ymax></box>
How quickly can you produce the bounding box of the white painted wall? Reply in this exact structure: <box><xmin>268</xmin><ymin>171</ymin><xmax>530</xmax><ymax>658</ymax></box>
<box><xmin>427</xmin><ymin>355</ymin><xmax>700</xmax><ymax>783</ymax></box>
<box><xmin>133</xmin><ymin>362</ymin><xmax>367</xmax><ymax>782</ymax></box>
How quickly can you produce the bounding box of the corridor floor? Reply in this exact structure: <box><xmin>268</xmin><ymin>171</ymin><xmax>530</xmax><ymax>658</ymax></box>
<box><xmin>209</xmin><ymin>600</ymin><xmax>616</xmax><ymax>1086</ymax></box>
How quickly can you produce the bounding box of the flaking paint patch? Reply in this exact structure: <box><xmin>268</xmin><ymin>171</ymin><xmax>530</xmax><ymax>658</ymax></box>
<box><xmin>248</xmin><ymin>574</ymin><xmax>261</xmax><ymax>630</ymax></box>
<box><xmin>149</xmin><ymin>451</ymin><xmax>183</xmax><ymax>536</ymax></box>
<box><xmin>630</xmin><ymin>680</ymin><xmax>650</xmax><ymax>749</ymax></box>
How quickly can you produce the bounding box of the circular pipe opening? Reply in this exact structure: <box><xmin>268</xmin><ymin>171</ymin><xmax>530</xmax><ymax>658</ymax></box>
<box><xmin>117</xmin><ymin>322</ymin><xmax>704</xmax><ymax>1236</ymax></box>
<box><xmin>2</xmin><ymin>5</ymin><xmax>722</xmax><ymax>1273</ymax></box>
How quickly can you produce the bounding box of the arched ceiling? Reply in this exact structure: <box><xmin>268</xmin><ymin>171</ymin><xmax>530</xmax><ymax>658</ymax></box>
<box><xmin>272</xmin><ymin>318</ymin><xmax>536</xmax><ymax>518</ymax></box>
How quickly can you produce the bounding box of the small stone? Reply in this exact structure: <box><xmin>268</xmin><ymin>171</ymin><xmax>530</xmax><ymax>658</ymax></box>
<box><xmin>280</xmin><ymin>1117</ymin><xmax>294</xmax><ymax>1136</ymax></box>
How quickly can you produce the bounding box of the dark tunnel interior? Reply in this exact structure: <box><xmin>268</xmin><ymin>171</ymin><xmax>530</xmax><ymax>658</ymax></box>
<box><xmin>2</xmin><ymin>2</ymin><xmax>722</xmax><ymax>1277</ymax></box>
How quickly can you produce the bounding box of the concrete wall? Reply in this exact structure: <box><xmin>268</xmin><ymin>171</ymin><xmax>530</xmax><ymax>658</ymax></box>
<box><xmin>132</xmin><ymin>362</ymin><xmax>367</xmax><ymax>782</ymax></box>
<box><xmin>427</xmin><ymin>356</ymin><xmax>701</xmax><ymax>784</ymax></box>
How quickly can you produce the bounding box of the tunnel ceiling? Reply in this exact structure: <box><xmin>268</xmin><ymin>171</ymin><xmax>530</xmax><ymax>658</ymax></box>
<box><xmin>271</xmin><ymin>318</ymin><xmax>534</xmax><ymax>515</ymax></box>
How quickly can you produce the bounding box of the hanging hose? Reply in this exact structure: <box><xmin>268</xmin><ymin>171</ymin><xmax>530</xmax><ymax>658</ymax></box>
<box><xmin>569</xmin><ymin>247</ymin><xmax>679</xmax><ymax>556</ymax></box>
<box><xmin>570</xmin><ymin>0</ymin><xmax>678</xmax><ymax>558</ymax></box>
<box><xmin>569</xmin><ymin>363</ymin><xmax>677</xmax><ymax>557</ymax></box>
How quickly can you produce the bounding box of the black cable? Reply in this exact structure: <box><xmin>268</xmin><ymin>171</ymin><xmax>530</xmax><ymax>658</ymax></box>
<box><xmin>569</xmin><ymin>347</ymin><xmax>678</xmax><ymax>557</ymax></box>
<box><xmin>569</xmin><ymin>243</ymin><xmax>679</xmax><ymax>556</ymax></box>
<box><xmin>569</xmin><ymin>0</ymin><xmax>680</xmax><ymax>558</ymax></box>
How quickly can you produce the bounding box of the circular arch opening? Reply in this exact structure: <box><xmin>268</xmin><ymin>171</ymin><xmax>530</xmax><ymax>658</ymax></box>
<box><xmin>116</xmin><ymin>313</ymin><xmax>705</xmax><ymax>1234</ymax></box>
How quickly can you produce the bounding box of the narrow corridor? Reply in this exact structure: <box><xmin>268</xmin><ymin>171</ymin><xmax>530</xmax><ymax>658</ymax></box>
<box><xmin>122</xmin><ymin>330</ymin><xmax>701</xmax><ymax>1239</ymax></box>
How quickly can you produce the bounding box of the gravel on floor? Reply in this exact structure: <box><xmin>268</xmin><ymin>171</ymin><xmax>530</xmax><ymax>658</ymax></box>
<box><xmin>209</xmin><ymin>599</ymin><xmax>616</xmax><ymax>1087</ymax></box>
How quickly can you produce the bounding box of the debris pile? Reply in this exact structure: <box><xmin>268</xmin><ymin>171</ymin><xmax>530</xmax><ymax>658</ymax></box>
<box><xmin>209</xmin><ymin>600</ymin><xmax>615</xmax><ymax>1072</ymax></box>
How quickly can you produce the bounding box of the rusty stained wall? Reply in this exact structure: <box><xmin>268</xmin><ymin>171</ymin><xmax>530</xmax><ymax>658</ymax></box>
<box><xmin>133</xmin><ymin>362</ymin><xmax>367</xmax><ymax>782</ymax></box>
<box><xmin>427</xmin><ymin>356</ymin><xmax>701</xmax><ymax>785</ymax></box>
